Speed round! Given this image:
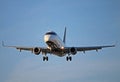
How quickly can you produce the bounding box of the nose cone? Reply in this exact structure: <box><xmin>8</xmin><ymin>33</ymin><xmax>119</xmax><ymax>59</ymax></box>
<box><xmin>44</xmin><ymin>31</ymin><xmax>57</xmax><ymax>42</ymax></box>
<box><xmin>44</xmin><ymin>35</ymin><xmax>51</xmax><ymax>42</ymax></box>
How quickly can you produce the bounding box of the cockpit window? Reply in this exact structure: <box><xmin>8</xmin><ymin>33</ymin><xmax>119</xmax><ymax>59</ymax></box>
<box><xmin>45</xmin><ymin>31</ymin><xmax>57</xmax><ymax>35</ymax></box>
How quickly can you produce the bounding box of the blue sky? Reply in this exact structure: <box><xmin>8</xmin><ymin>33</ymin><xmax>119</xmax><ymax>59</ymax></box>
<box><xmin>0</xmin><ymin>0</ymin><xmax>120</xmax><ymax>82</ymax></box>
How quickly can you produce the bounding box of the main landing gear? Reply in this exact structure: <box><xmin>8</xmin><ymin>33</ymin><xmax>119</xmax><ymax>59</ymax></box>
<box><xmin>66</xmin><ymin>56</ymin><xmax>72</xmax><ymax>61</ymax></box>
<box><xmin>42</xmin><ymin>56</ymin><xmax>72</xmax><ymax>61</ymax></box>
<box><xmin>43</xmin><ymin>56</ymin><xmax>48</xmax><ymax>61</ymax></box>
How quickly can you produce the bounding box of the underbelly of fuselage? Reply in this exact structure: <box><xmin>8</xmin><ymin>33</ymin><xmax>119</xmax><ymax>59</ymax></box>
<box><xmin>46</xmin><ymin>41</ymin><xmax>58</xmax><ymax>49</ymax></box>
<box><xmin>52</xmin><ymin>52</ymin><xmax>66</xmax><ymax>57</ymax></box>
<box><xmin>46</xmin><ymin>41</ymin><xmax>66</xmax><ymax>57</ymax></box>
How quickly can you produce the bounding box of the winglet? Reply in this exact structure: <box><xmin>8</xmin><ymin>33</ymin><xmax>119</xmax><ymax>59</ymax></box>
<box><xmin>2</xmin><ymin>41</ymin><xmax>8</xmax><ymax>47</ymax></box>
<box><xmin>63</xmin><ymin>27</ymin><xmax>66</xmax><ymax>44</ymax></box>
<box><xmin>114</xmin><ymin>41</ymin><xmax>118</xmax><ymax>47</ymax></box>
<box><xmin>112</xmin><ymin>45</ymin><xmax>115</xmax><ymax>47</ymax></box>
<box><xmin>2</xmin><ymin>41</ymin><xmax>5</xmax><ymax>47</ymax></box>
<box><xmin>108</xmin><ymin>42</ymin><xmax>116</xmax><ymax>48</ymax></box>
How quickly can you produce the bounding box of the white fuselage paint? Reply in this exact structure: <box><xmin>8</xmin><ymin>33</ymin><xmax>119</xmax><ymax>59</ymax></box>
<box><xmin>44</xmin><ymin>32</ymin><xmax>65</xmax><ymax>48</ymax></box>
<box><xmin>44</xmin><ymin>31</ymin><xmax>66</xmax><ymax>56</ymax></box>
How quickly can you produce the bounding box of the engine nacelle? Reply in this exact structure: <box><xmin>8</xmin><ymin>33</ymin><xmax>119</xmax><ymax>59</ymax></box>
<box><xmin>34</xmin><ymin>47</ymin><xmax>41</xmax><ymax>55</ymax></box>
<box><xmin>69</xmin><ymin>47</ymin><xmax>77</xmax><ymax>55</ymax></box>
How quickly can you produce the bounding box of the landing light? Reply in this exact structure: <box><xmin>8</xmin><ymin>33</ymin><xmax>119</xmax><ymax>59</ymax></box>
<box><xmin>61</xmin><ymin>47</ymin><xmax>64</xmax><ymax>49</ymax></box>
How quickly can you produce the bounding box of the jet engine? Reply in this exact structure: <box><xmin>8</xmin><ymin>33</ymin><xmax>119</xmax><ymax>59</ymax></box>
<box><xmin>69</xmin><ymin>47</ymin><xmax>77</xmax><ymax>55</ymax></box>
<box><xmin>34</xmin><ymin>47</ymin><xmax>41</xmax><ymax>55</ymax></box>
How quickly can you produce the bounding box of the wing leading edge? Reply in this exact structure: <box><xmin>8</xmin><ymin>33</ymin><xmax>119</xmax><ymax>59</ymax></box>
<box><xmin>63</xmin><ymin>45</ymin><xmax>115</xmax><ymax>55</ymax></box>
<box><xmin>76</xmin><ymin>45</ymin><xmax>115</xmax><ymax>51</ymax></box>
<box><xmin>2</xmin><ymin>41</ymin><xmax>33</xmax><ymax>51</ymax></box>
<box><xmin>2</xmin><ymin>41</ymin><xmax>51</xmax><ymax>54</ymax></box>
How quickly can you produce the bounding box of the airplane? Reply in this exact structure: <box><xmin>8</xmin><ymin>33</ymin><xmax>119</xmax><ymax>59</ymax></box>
<box><xmin>2</xmin><ymin>27</ymin><xmax>115</xmax><ymax>61</ymax></box>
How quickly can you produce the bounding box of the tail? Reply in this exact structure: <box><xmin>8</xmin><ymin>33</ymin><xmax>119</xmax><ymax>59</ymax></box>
<box><xmin>63</xmin><ymin>27</ymin><xmax>66</xmax><ymax>44</ymax></box>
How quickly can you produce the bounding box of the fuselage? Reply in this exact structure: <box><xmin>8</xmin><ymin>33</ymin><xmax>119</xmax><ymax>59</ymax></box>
<box><xmin>44</xmin><ymin>31</ymin><xmax>65</xmax><ymax>56</ymax></box>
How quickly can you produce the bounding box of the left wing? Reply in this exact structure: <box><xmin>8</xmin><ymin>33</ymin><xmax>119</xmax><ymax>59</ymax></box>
<box><xmin>2</xmin><ymin>41</ymin><xmax>50</xmax><ymax>54</ymax></box>
<box><xmin>2</xmin><ymin>41</ymin><xmax>33</xmax><ymax>52</ymax></box>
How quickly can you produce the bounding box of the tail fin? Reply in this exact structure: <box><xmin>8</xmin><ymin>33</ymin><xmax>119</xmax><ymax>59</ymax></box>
<box><xmin>63</xmin><ymin>27</ymin><xmax>66</xmax><ymax>44</ymax></box>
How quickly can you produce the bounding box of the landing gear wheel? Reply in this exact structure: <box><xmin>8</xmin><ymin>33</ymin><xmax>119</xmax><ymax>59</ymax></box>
<box><xmin>66</xmin><ymin>56</ymin><xmax>72</xmax><ymax>61</ymax></box>
<box><xmin>46</xmin><ymin>56</ymin><xmax>48</xmax><ymax>61</ymax></box>
<box><xmin>43</xmin><ymin>56</ymin><xmax>48</xmax><ymax>61</ymax></box>
<box><xmin>69</xmin><ymin>56</ymin><xmax>72</xmax><ymax>61</ymax></box>
<box><xmin>66</xmin><ymin>56</ymin><xmax>69</xmax><ymax>61</ymax></box>
<box><xmin>43</xmin><ymin>56</ymin><xmax>45</xmax><ymax>61</ymax></box>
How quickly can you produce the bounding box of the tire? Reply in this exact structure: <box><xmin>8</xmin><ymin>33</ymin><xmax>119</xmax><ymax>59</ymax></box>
<box><xmin>46</xmin><ymin>56</ymin><xmax>48</xmax><ymax>61</ymax></box>
<box><xmin>66</xmin><ymin>56</ymin><xmax>69</xmax><ymax>61</ymax></box>
<box><xmin>43</xmin><ymin>57</ymin><xmax>45</xmax><ymax>61</ymax></box>
<box><xmin>69</xmin><ymin>56</ymin><xmax>72</xmax><ymax>61</ymax></box>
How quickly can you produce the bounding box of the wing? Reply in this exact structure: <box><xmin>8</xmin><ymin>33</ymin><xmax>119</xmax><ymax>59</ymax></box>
<box><xmin>2</xmin><ymin>41</ymin><xmax>33</xmax><ymax>51</ymax></box>
<box><xmin>2</xmin><ymin>41</ymin><xmax>115</xmax><ymax>55</ymax></box>
<box><xmin>76</xmin><ymin>45</ymin><xmax>115</xmax><ymax>52</ymax></box>
<box><xmin>2</xmin><ymin>41</ymin><xmax>50</xmax><ymax>54</ymax></box>
<box><xmin>64</xmin><ymin>45</ymin><xmax>115</xmax><ymax>54</ymax></box>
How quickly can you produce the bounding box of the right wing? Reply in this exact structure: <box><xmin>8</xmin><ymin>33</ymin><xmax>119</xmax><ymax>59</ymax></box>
<box><xmin>64</xmin><ymin>45</ymin><xmax>115</xmax><ymax>54</ymax></box>
<box><xmin>76</xmin><ymin>45</ymin><xmax>115</xmax><ymax>51</ymax></box>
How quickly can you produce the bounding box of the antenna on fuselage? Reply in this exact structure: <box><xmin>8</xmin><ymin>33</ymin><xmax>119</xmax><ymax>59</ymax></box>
<box><xmin>63</xmin><ymin>27</ymin><xmax>66</xmax><ymax>44</ymax></box>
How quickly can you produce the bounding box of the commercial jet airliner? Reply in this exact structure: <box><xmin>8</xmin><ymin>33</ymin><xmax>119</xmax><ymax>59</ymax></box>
<box><xmin>2</xmin><ymin>28</ymin><xmax>115</xmax><ymax>61</ymax></box>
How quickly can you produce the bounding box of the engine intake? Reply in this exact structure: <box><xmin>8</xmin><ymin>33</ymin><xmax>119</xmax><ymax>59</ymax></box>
<box><xmin>34</xmin><ymin>47</ymin><xmax>41</xmax><ymax>55</ymax></box>
<box><xmin>70</xmin><ymin>47</ymin><xmax>77</xmax><ymax>55</ymax></box>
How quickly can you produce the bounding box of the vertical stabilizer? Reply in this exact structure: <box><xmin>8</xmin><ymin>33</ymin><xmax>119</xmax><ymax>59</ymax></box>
<box><xmin>63</xmin><ymin>27</ymin><xmax>66</xmax><ymax>44</ymax></box>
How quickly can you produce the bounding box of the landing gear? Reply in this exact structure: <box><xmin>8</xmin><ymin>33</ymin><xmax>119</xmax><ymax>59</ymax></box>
<box><xmin>66</xmin><ymin>56</ymin><xmax>72</xmax><ymax>61</ymax></box>
<box><xmin>43</xmin><ymin>56</ymin><xmax>48</xmax><ymax>61</ymax></box>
